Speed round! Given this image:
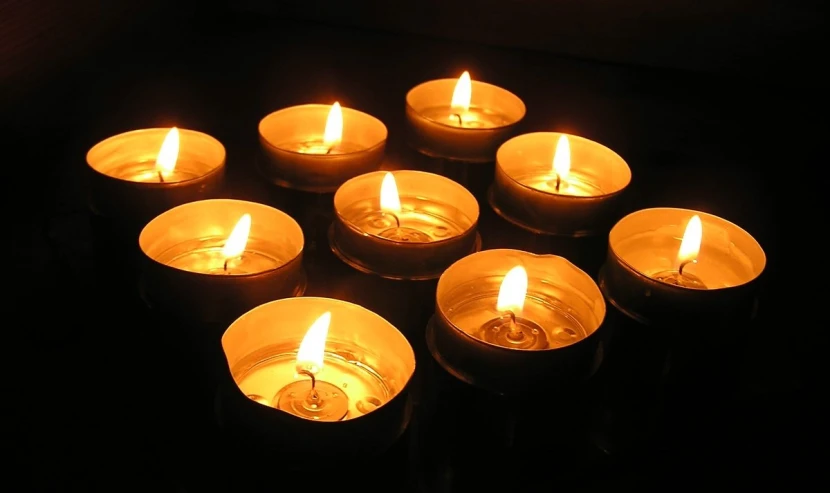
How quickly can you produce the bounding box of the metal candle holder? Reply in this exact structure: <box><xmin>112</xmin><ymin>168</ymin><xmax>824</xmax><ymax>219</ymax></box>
<box><xmin>427</xmin><ymin>249</ymin><xmax>607</xmax><ymax>395</ymax></box>
<box><xmin>217</xmin><ymin>297</ymin><xmax>416</xmax><ymax>458</ymax></box>
<box><xmin>599</xmin><ymin>208</ymin><xmax>766</xmax><ymax>333</ymax></box>
<box><xmin>406</xmin><ymin>78</ymin><xmax>525</xmax><ymax>163</ymax></box>
<box><xmin>87</xmin><ymin>128</ymin><xmax>225</xmax><ymax>226</ymax></box>
<box><xmin>329</xmin><ymin>170</ymin><xmax>481</xmax><ymax>280</ymax></box>
<box><xmin>139</xmin><ymin>199</ymin><xmax>306</xmax><ymax>327</ymax></box>
<box><xmin>490</xmin><ymin>132</ymin><xmax>631</xmax><ymax>237</ymax></box>
<box><xmin>259</xmin><ymin>104</ymin><xmax>387</xmax><ymax>192</ymax></box>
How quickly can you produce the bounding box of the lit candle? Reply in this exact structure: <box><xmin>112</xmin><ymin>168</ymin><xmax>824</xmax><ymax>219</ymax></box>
<box><xmin>490</xmin><ymin>132</ymin><xmax>632</xmax><ymax>236</ymax></box>
<box><xmin>139</xmin><ymin>199</ymin><xmax>306</xmax><ymax>325</ymax></box>
<box><xmin>427</xmin><ymin>249</ymin><xmax>606</xmax><ymax>394</ymax></box>
<box><xmin>405</xmin><ymin>71</ymin><xmax>525</xmax><ymax>163</ymax></box>
<box><xmin>330</xmin><ymin>170</ymin><xmax>481</xmax><ymax>280</ymax></box>
<box><xmin>599</xmin><ymin>208</ymin><xmax>766</xmax><ymax>327</ymax></box>
<box><xmin>86</xmin><ymin>127</ymin><xmax>225</xmax><ymax>224</ymax></box>
<box><xmin>259</xmin><ymin>102</ymin><xmax>387</xmax><ymax>192</ymax></box>
<box><xmin>219</xmin><ymin>297</ymin><xmax>415</xmax><ymax>455</ymax></box>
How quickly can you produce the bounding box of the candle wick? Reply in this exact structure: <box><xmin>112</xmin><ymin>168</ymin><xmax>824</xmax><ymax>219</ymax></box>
<box><xmin>450</xmin><ymin>113</ymin><xmax>463</xmax><ymax>126</ymax></box>
<box><xmin>325</xmin><ymin>145</ymin><xmax>334</xmax><ymax>155</ymax></box>
<box><xmin>157</xmin><ymin>171</ymin><xmax>165</xmax><ymax>183</ymax></box>
<box><xmin>298</xmin><ymin>368</ymin><xmax>321</xmax><ymax>403</ymax></box>
<box><xmin>298</xmin><ymin>368</ymin><xmax>317</xmax><ymax>391</ymax></box>
<box><xmin>504</xmin><ymin>310</ymin><xmax>522</xmax><ymax>339</ymax></box>
<box><xmin>678</xmin><ymin>259</ymin><xmax>696</xmax><ymax>276</ymax></box>
<box><xmin>555</xmin><ymin>174</ymin><xmax>561</xmax><ymax>192</ymax></box>
<box><xmin>384</xmin><ymin>211</ymin><xmax>401</xmax><ymax>228</ymax></box>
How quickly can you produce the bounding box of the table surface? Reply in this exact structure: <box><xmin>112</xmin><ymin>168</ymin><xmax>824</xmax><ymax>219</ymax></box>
<box><xmin>11</xmin><ymin>8</ymin><xmax>815</xmax><ymax>491</ymax></box>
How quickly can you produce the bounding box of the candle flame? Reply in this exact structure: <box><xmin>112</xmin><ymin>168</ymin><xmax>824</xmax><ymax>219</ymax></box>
<box><xmin>451</xmin><ymin>71</ymin><xmax>472</xmax><ymax>111</ymax></box>
<box><xmin>496</xmin><ymin>266</ymin><xmax>528</xmax><ymax>315</ymax></box>
<box><xmin>296</xmin><ymin>312</ymin><xmax>331</xmax><ymax>374</ymax></box>
<box><xmin>323</xmin><ymin>102</ymin><xmax>343</xmax><ymax>147</ymax></box>
<box><xmin>221</xmin><ymin>214</ymin><xmax>251</xmax><ymax>259</ymax></box>
<box><xmin>677</xmin><ymin>215</ymin><xmax>702</xmax><ymax>266</ymax></box>
<box><xmin>380</xmin><ymin>172</ymin><xmax>402</xmax><ymax>214</ymax></box>
<box><xmin>553</xmin><ymin>135</ymin><xmax>570</xmax><ymax>180</ymax></box>
<box><xmin>155</xmin><ymin>127</ymin><xmax>179</xmax><ymax>177</ymax></box>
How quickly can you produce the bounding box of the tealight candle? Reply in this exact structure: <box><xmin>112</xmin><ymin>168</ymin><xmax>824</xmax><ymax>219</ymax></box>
<box><xmin>259</xmin><ymin>102</ymin><xmax>387</xmax><ymax>192</ymax></box>
<box><xmin>217</xmin><ymin>297</ymin><xmax>416</xmax><ymax>457</ymax></box>
<box><xmin>406</xmin><ymin>71</ymin><xmax>525</xmax><ymax>163</ymax></box>
<box><xmin>490</xmin><ymin>132</ymin><xmax>632</xmax><ymax>236</ymax></box>
<box><xmin>139</xmin><ymin>199</ymin><xmax>306</xmax><ymax>326</ymax></box>
<box><xmin>86</xmin><ymin>127</ymin><xmax>225</xmax><ymax>225</ymax></box>
<box><xmin>599</xmin><ymin>208</ymin><xmax>766</xmax><ymax>328</ymax></box>
<box><xmin>329</xmin><ymin>170</ymin><xmax>481</xmax><ymax>280</ymax></box>
<box><xmin>427</xmin><ymin>249</ymin><xmax>606</xmax><ymax>394</ymax></box>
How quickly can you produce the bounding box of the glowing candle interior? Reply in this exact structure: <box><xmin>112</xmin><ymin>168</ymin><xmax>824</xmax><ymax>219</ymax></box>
<box><xmin>650</xmin><ymin>215</ymin><xmax>707</xmax><ymax>289</ymax></box>
<box><xmin>111</xmin><ymin>127</ymin><xmax>203</xmax><ymax>183</ymax></box>
<box><xmin>258</xmin><ymin>104</ymin><xmax>387</xmax><ymax>192</ymax></box>
<box><xmin>419</xmin><ymin>71</ymin><xmax>510</xmax><ymax>129</ymax></box>
<box><xmin>225</xmin><ymin>298</ymin><xmax>415</xmax><ymax>423</ymax></box>
<box><xmin>141</xmin><ymin>200</ymin><xmax>304</xmax><ymax>278</ymax></box>
<box><xmin>609</xmin><ymin>208</ymin><xmax>765</xmax><ymax>290</ymax></box>
<box><xmin>342</xmin><ymin>171</ymin><xmax>472</xmax><ymax>243</ymax></box>
<box><xmin>530</xmin><ymin>134</ymin><xmax>604</xmax><ymax>197</ymax></box>
<box><xmin>437</xmin><ymin>250</ymin><xmax>605</xmax><ymax>351</ymax></box>
<box><xmin>282</xmin><ymin>102</ymin><xmax>361</xmax><ymax>155</ymax></box>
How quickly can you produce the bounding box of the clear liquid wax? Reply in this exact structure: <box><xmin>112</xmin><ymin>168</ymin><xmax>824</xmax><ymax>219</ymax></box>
<box><xmin>234</xmin><ymin>349</ymin><xmax>391</xmax><ymax>420</ymax></box>
<box><xmin>512</xmin><ymin>170</ymin><xmax>605</xmax><ymax>197</ymax></box>
<box><xmin>108</xmin><ymin>161</ymin><xmax>203</xmax><ymax>183</ymax></box>
<box><xmin>157</xmin><ymin>237</ymin><xmax>288</xmax><ymax>274</ymax></box>
<box><xmin>340</xmin><ymin>196</ymin><xmax>473</xmax><ymax>242</ymax></box>
<box><xmin>443</xmin><ymin>278</ymin><xmax>588</xmax><ymax>349</ymax></box>
<box><xmin>419</xmin><ymin>106</ymin><xmax>510</xmax><ymax>129</ymax></box>
<box><xmin>278</xmin><ymin>140</ymin><xmax>365</xmax><ymax>155</ymax></box>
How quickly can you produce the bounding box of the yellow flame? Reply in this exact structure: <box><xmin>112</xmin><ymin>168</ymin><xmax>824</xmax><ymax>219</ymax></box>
<box><xmin>296</xmin><ymin>312</ymin><xmax>331</xmax><ymax>374</ymax></box>
<box><xmin>677</xmin><ymin>215</ymin><xmax>702</xmax><ymax>265</ymax></box>
<box><xmin>155</xmin><ymin>127</ymin><xmax>179</xmax><ymax>176</ymax></box>
<box><xmin>451</xmin><ymin>71</ymin><xmax>472</xmax><ymax>111</ymax></box>
<box><xmin>380</xmin><ymin>172</ymin><xmax>402</xmax><ymax>214</ymax></box>
<box><xmin>323</xmin><ymin>102</ymin><xmax>343</xmax><ymax>147</ymax></box>
<box><xmin>221</xmin><ymin>214</ymin><xmax>251</xmax><ymax>259</ymax></box>
<box><xmin>553</xmin><ymin>134</ymin><xmax>570</xmax><ymax>180</ymax></box>
<box><xmin>496</xmin><ymin>266</ymin><xmax>528</xmax><ymax>315</ymax></box>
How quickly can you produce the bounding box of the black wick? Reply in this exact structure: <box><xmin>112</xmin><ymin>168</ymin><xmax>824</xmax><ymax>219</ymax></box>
<box><xmin>678</xmin><ymin>259</ymin><xmax>696</xmax><ymax>276</ymax></box>
<box><xmin>555</xmin><ymin>173</ymin><xmax>561</xmax><ymax>192</ymax></box>
<box><xmin>450</xmin><ymin>113</ymin><xmax>463</xmax><ymax>126</ymax></box>
<box><xmin>382</xmin><ymin>211</ymin><xmax>401</xmax><ymax>228</ymax></box>
<box><xmin>223</xmin><ymin>255</ymin><xmax>241</xmax><ymax>274</ymax></box>
<box><xmin>157</xmin><ymin>171</ymin><xmax>165</xmax><ymax>183</ymax></box>
<box><xmin>503</xmin><ymin>309</ymin><xmax>522</xmax><ymax>339</ymax></box>
<box><xmin>298</xmin><ymin>368</ymin><xmax>317</xmax><ymax>390</ymax></box>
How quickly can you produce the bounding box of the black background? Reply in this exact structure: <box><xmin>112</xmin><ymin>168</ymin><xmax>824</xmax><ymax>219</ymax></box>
<box><xmin>8</xmin><ymin>2</ymin><xmax>821</xmax><ymax>490</ymax></box>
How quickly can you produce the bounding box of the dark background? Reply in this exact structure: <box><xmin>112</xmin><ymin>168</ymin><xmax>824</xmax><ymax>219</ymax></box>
<box><xmin>6</xmin><ymin>0</ymin><xmax>822</xmax><ymax>490</ymax></box>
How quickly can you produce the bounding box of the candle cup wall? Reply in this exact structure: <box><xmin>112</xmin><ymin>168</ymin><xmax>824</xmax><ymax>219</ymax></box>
<box><xmin>427</xmin><ymin>249</ymin><xmax>607</xmax><ymax>395</ymax></box>
<box><xmin>259</xmin><ymin>104</ymin><xmax>387</xmax><ymax>193</ymax></box>
<box><xmin>490</xmin><ymin>132</ymin><xmax>631</xmax><ymax>238</ymax></box>
<box><xmin>330</xmin><ymin>170</ymin><xmax>481</xmax><ymax>280</ymax></box>
<box><xmin>599</xmin><ymin>208</ymin><xmax>766</xmax><ymax>335</ymax></box>
<box><xmin>406</xmin><ymin>78</ymin><xmax>525</xmax><ymax>163</ymax></box>
<box><xmin>139</xmin><ymin>199</ymin><xmax>306</xmax><ymax>328</ymax></box>
<box><xmin>87</xmin><ymin>128</ymin><xmax>226</xmax><ymax>226</ymax></box>
<box><xmin>217</xmin><ymin>297</ymin><xmax>416</xmax><ymax>458</ymax></box>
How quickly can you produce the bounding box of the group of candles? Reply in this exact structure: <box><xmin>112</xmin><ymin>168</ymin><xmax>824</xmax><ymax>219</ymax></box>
<box><xmin>86</xmin><ymin>71</ymin><xmax>767</xmax><ymax>452</ymax></box>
